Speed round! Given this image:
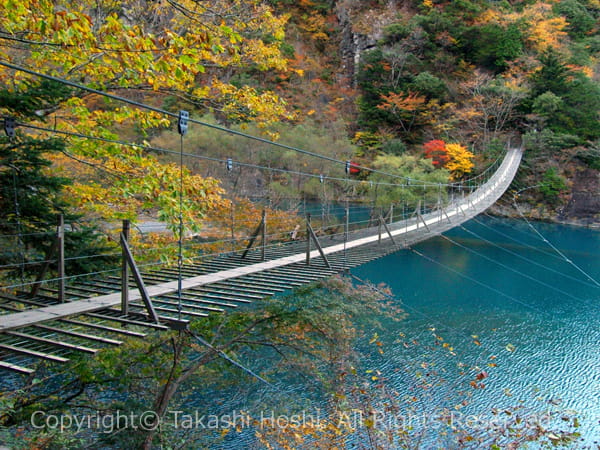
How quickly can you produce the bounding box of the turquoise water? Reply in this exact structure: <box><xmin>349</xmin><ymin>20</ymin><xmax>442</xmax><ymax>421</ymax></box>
<box><xmin>353</xmin><ymin>216</ymin><xmax>600</xmax><ymax>446</ymax></box>
<box><xmin>195</xmin><ymin>216</ymin><xmax>600</xmax><ymax>447</ymax></box>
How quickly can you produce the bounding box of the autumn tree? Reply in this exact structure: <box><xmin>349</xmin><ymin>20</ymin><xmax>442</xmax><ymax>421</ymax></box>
<box><xmin>458</xmin><ymin>71</ymin><xmax>526</xmax><ymax>146</ymax></box>
<box><xmin>0</xmin><ymin>0</ymin><xmax>295</xmax><ymax>231</ymax></box>
<box><xmin>423</xmin><ymin>139</ymin><xmax>475</xmax><ymax>180</ymax></box>
<box><xmin>376</xmin><ymin>90</ymin><xmax>428</xmax><ymax>135</ymax></box>
<box><xmin>369</xmin><ymin>152</ymin><xmax>449</xmax><ymax>209</ymax></box>
<box><xmin>423</xmin><ymin>139</ymin><xmax>449</xmax><ymax>167</ymax></box>
<box><xmin>444</xmin><ymin>142</ymin><xmax>475</xmax><ymax>179</ymax></box>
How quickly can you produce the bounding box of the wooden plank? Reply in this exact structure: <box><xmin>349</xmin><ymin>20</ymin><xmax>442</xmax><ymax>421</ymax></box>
<box><xmin>60</xmin><ymin>319</ymin><xmax>147</xmax><ymax>338</ymax></box>
<box><xmin>159</xmin><ymin>292</ymin><xmax>243</xmax><ymax>308</ymax></box>
<box><xmin>266</xmin><ymin>268</ymin><xmax>327</xmax><ymax>281</ymax></box>
<box><xmin>85</xmin><ymin>312</ymin><xmax>169</xmax><ymax>330</ymax></box>
<box><xmin>6</xmin><ymin>331</ymin><xmax>98</xmax><ymax>354</ymax></box>
<box><xmin>158</xmin><ymin>294</ymin><xmax>238</xmax><ymax>309</ymax></box>
<box><xmin>33</xmin><ymin>324</ymin><xmax>122</xmax><ymax>345</ymax></box>
<box><xmin>144</xmin><ymin>295</ymin><xmax>227</xmax><ymax>312</ymax></box>
<box><xmin>128</xmin><ymin>303</ymin><xmax>210</xmax><ymax>318</ymax></box>
<box><xmin>175</xmin><ymin>291</ymin><xmax>252</xmax><ymax>304</ymax></box>
<box><xmin>0</xmin><ymin>343</ymin><xmax>69</xmax><ymax>363</ymax></box>
<box><xmin>212</xmin><ymin>281</ymin><xmax>282</xmax><ymax>294</ymax></box>
<box><xmin>188</xmin><ymin>287</ymin><xmax>262</xmax><ymax>300</ymax></box>
<box><xmin>0</xmin><ymin>360</ymin><xmax>35</xmax><ymax>375</ymax></box>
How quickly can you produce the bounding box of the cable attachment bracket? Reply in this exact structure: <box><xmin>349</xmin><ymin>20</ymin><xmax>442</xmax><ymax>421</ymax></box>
<box><xmin>3</xmin><ymin>117</ymin><xmax>16</xmax><ymax>138</ymax></box>
<box><xmin>177</xmin><ymin>110</ymin><xmax>189</xmax><ymax>136</ymax></box>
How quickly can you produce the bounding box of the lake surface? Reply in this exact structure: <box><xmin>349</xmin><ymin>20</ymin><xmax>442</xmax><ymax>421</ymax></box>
<box><xmin>199</xmin><ymin>216</ymin><xmax>600</xmax><ymax>448</ymax></box>
<box><xmin>352</xmin><ymin>216</ymin><xmax>600</xmax><ymax>446</ymax></box>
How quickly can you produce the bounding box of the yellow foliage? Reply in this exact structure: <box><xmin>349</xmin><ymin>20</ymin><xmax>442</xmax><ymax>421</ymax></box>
<box><xmin>505</xmin><ymin>2</ymin><xmax>568</xmax><ymax>51</ymax></box>
<box><xmin>444</xmin><ymin>143</ymin><xmax>475</xmax><ymax>180</ymax></box>
<box><xmin>566</xmin><ymin>65</ymin><xmax>594</xmax><ymax>78</ymax></box>
<box><xmin>0</xmin><ymin>0</ymin><xmax>292</xmax><ymax>130</ymax></box>
<box><xmin>476</xmin><ymin>9</ymin><xmax>502</xmax><ymax>25</ymax></box>
<box><xmin>0</xmin><ymin>0</ymin><xmax>296</xmax><ymax>230</ymax></box>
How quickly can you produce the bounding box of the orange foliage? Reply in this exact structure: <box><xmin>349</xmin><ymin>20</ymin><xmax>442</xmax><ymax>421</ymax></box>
<box><xmin>423</xmin><ymin>139</ymin><xmax>449</xmax><ymax>167</ymax></box>
<box><xmin>377</xmin><ymin>91</ymin><xmax>427</xmax><ymax>113</ymax></box>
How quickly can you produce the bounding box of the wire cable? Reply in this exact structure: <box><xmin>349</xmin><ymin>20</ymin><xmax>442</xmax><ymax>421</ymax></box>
<box><xmin>460</xmin><ymin>223</ymin><xmax>600</xmax><ymax>289</ymax></box>
<box><xmin>177</xmin><ymin>131</ymin><xmax>184</xmax><ymax>320</ymax></box>
<box><xmin>512</xmin><ymin>188</ymin><xmax>600</xmax><ymax>288</ymax></box>
<box><xmin>409</xmin><ymin>247</ymin><xmax>547</xmax><ymax>315</ymax></box>
<box><xmin>1</xmin><ymin>60</ymin><xmax>502</xmax><ymax>188</ymax></box>
<box><xmin>478</xmin><ymin>214</ymin><xmax>564</xmax><ymax>261</ymax></box>
<box><xmin>18</xmin><ymin>121</ymin><xmax>448</xmax><ymax>190</ymax></box>
<box><xmin>439</xmin><ymin>234</ymin><xmax>596</xmax><ymax>307</ymax></box>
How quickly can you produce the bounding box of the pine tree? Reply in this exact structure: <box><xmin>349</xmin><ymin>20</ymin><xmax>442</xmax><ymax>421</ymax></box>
<box><xmin>0</xmin><ymin>81</ymin><xmax>116</xmax><ymax>281</ymax></box>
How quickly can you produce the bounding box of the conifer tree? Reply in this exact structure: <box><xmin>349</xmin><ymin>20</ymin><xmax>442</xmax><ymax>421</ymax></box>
<box><xmin>0</xmin><ymin>81</ymin><xmax>116</xmax><ymax>279</ymax></box>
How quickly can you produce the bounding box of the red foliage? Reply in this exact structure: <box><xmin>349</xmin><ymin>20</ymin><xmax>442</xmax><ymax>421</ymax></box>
<box><xmin>423</xmin><ymin>139</ymin><xmax>449</xmax><ymax>167</ymax></box>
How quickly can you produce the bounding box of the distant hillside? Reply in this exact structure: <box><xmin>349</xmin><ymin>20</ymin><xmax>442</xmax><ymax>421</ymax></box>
<box><xmin>1</xmin><ymin>0</ymin><xmax>598</xmax><ymax>228</ymax></box>
<box><xmin>267</xmin><ymin>0</ymin><xmax>600</xmax><ymax>224</ymax></box>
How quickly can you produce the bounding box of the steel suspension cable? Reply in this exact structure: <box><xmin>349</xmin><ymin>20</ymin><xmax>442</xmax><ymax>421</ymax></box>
<box><xmin>478</xmin><ymin>214</ymin><xmax>564</xmax><ymax>261</ymax></box>
<box><xmin>18</xmin><ymin>121</ymin><xmax>441</xmax><ymax>189</ymax></box>
<box><xmin>409</xmin><ymin>248</ymin><xmax>547</xmax><ymax>315</ymax></box>
<box><xmin>461</xmin><ymin>222</ymin><xmax>599</xmax><ymax>289</ymax></box>
<box><xmin>439</xmin><ymin>234</ymin><xmax>597</xmax><ymax>307</ymax></box>
<box><xmin>512</xmin><ymin>188</ymin><xmax>600</xmax><ymax>288</ymax></box>
<box><xmin>1</xmin><ymin>60</ymin><xmax>501</xmax><ymax>188</ymax></box>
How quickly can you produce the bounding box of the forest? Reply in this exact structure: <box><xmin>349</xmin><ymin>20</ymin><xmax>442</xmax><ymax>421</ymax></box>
<box><xmin>0</xmin><ymin>0</ymin><xmax>597</xmax><ymax>447</ymax></box>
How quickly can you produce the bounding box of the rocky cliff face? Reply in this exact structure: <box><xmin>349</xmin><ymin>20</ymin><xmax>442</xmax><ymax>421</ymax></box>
<box><xmin>561</xmin><ymin>166</ymin><xmax>600</xmax><ymax>225</ymax></box>
<box><xmin>336</xmin><ymin>1</ymin><xmax>403</xmax><ymax>82</ymax></box>
<box><xmin>333</xmin><ymin>1</ymin><xmax>600</xmax><ymax>227</ymax></box>
<box><xmin>491</xmin><ymin>161</ymin><xmax>600</xmax><ymax>226</ymax></box>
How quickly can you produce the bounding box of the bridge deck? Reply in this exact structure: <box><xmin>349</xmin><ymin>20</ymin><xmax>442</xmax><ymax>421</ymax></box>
<box><xmin>0</xmin><ymin>148</ymin><xmax>521</xmax><ymax>374</ymax></box>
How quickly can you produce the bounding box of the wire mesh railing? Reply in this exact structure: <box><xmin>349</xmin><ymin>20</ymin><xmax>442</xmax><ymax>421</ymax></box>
<box><xmin>0</xmin><ymin>146</ymin><xmax>520</xmax><ymax>310</ymax></box>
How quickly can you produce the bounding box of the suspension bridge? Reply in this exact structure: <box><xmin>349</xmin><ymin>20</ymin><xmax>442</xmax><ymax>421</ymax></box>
<box><xmin>0</xmin><ymin>61</ymin><xmax>528</xmax><ymax>376</ymax></box>
<box><xmin>0</xmin><ymin>144</ymin><xmax>522</xmax><ymax>375</ymax></box>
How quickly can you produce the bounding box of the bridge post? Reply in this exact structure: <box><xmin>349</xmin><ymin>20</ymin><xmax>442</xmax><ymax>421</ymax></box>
<box><xmin>241</xmin><ymin>210</ymin><xmax>266</xmax><ymax>260</ymax></box>
<box><xmin>121</xmin><ymin>219</ymin><xmax>130</xmax><ymax>315</ymax></box>
<box><xmin>261</xmin><ymin>209</ymin><xmax>266</xmax><ymax>262</ymax></box>
<box><xmin>120</xmin><ymin>232</ymin><xmax>160</xmax><ymax>324</ymax></box>
<box><xmin>57</xmin><ymin>214</ymin><xmax>65</xmax><ymax>303</ymax></box>
<box><xmin>30</xmin><ymin>216</ymin><xmax>61</xmax><ymax>298</ymax></box>
<box><xmin>389</xmin><ymin>204</ymin><xmax>394</xmax><ymax>224</ymax></box>
<box><xmin>438</xmin><ymin>184</ymin><xmax>443</xmax><ymax>224</ymax></box>
<box><xmin>306</xmin><ymin>213</ymin><xmax>311</xmax><ymax>265</ymax></box>
<box><xmin>305</xmin><ymin>213</ymin><xmax>332</xmax><ymax>269</ymax></box>
<box><xmin>230</xmin><ymin>201</ymin><xmax>235</xmax><ymax>253</ymax></box>
<box><xmin>379</xmin><ymin>215</ymin><xmax>396</xmax><ymax>246</ymax></box>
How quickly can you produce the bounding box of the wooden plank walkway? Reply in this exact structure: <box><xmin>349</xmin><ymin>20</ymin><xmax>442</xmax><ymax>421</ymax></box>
<box><xmin>0</xmin><ymin>148</ymin><xmax>521</xmax><ymax>374</ymax></box>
